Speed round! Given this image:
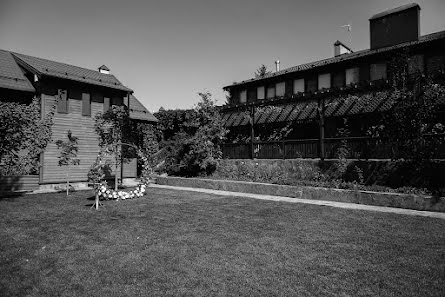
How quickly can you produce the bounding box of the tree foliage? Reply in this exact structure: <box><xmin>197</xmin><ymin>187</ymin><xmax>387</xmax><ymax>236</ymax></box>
<box><xmin>255</xmin><ymin>64</ymin><xmax>271</xmax><ymax>78</ymax></box>
<box><xmin>155</xmin><ymin>92</ymin><xmax>228</xmax><ymax>176</ymax></box>
<box><xmin>55</xmin><ymin>130</ymin><xmax>80</xmax><ymax>195</ymax></box>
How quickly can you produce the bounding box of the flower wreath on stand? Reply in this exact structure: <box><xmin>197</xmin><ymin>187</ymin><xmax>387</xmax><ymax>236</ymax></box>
<box><xmin>89</xmin><ymin>148</ymin><xmax>153</xmax><ymax>202</ymax></box>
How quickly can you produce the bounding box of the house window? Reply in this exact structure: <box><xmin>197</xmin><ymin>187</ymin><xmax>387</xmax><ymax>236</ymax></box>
<box><xmin>82</xmin><ymin>93</ymin><xmax>91</xmax><ymax>116</ymax></box>
<box><xmin>266</xmin><ymin>86</ymin><xmax>275</xmax><ymax>99</ymax></box>
<box><xmin>425</xmin><ymin>55</ymin><xmax>444</xmax><ymax>74</ymax></box>
<box><xmin>408</xmin><ymin>55</ymin><xmax>424</xmax><ymax>74</ymax></box>
<box><xmin>240</xmin><ymin>90</ymin><xmax>247</xmax><ymax>103</ymax></box>
<box><xmin>370</xmin><ymin>63</ymin><xmax>387</xmax><ymax>81</ymax></box>
<box><xmin>318</xmin><ymin>73</ymin><xmax>331</xmax><ymax>90</ymax></box>
<box><xmin>293</xmin><ymin>79</ymin><xmax>304</xmax><ymax>94</ymax></box>
<box><xmin>57</xmin><ymin>89</ymin><xmax>68</xmax><ymax>113</ymax></box>
<box><xmin>247</xmin><ymin>89</ymin><xmax>257</xmax><ymax>102</ymax></box>
<box><xmin>257</xmin><ymin>86</ymin><xmax>265</xmax><ymax>100</ymax></box>
<box><xmin>332</xmin><ymin>71</ymin><xmax>345</xmax><ymax>88</ymax></box>
<box><xmin>346</xmin><ymin>67</ymin><xmax>360</xmax><ymax>85</ymax></box>
<box><xmin>305</xmin><ymin>77</ymin><xmax>317</xmax><ymax>93</ymax></box>
<box><xmin>103</xmin><ymin>97</ymin><xmax>110</xmax><ymax>112</ymax></box>
<box><xmin>275</xmin><ymin>82</ymin><xmax>285</xmax><ymax>97</ymax></box>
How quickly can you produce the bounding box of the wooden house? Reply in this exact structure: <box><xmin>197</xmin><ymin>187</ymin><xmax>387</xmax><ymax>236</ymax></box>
<box><xmin>0</xmin><ymin>50</ymin><xmax>157</xmax><ymax>186</ymax></box>
<box><xmin>221</xmin><ymin>3</ymin><xmax>445</xmax><ymax>159</ymax></box>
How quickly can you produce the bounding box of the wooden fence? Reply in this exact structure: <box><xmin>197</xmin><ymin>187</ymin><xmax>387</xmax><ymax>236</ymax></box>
<box><xmin>222</xmin><ymin>137</ymin><xmax>445</xmax><ymax>160</ymax></box>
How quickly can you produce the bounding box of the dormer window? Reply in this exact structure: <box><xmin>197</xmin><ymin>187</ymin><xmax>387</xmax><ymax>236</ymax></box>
<box><xmin>346</xmin><ymin>67</ymin><xmax>360</xmax><ymax>85</ymax></box>
<box><xmin>370</xmin><ymin>63</ymin><xmax>387</xmax><ymax>80</ymax></box>
<box><xmin>257</xmin><ymin>86</ymin><xmax>265</xmax><ymax>100</ymax></box>
<box><xmin>293</xmin><ymin>79</ymin><xmax>304</xmax><ymax>94</ymax></box>
<box><xmin>276</xmin><ymin>82</ymin><xmax>285</xmax><ymax>97</ymax></box>
<box><xmin>240</xmin><ymin>90</ymin><xmax>247</xmax><ymax>103</ymax></box>
<box><xmin>318</xmin><ymin>73</ymin><xmax>331</xmax><ymax>90</ymax></box>
<box><xmin>266</xmin><ymin>86</ymin><xmax>275</xmax><ymax>99</ymax></box>
<box><xmin>98</xmin><ymin>65</ymin><xmax>110</xmax><ymax>74</ymax></box>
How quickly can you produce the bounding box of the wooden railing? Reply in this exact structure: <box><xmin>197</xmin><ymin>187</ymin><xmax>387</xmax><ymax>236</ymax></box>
<box><xmin>222</xmin><ymin>137</ymin><xmax>445</xmax><ymax>160</ymax></box>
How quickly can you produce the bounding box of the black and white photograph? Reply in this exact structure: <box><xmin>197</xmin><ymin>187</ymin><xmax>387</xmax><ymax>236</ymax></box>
<box><xmin>1</xmin><ymin>0</ymin><xmax>444</xmax><ymax>296</ymax></box>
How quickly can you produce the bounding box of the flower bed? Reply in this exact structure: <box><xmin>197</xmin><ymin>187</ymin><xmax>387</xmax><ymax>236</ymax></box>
<box><xmin>96</xmin><ymin>183</ymin><xmax>147</xmax><ymax>200</ymax></box>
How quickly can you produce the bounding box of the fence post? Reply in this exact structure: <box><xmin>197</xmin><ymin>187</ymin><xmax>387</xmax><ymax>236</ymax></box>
<box><xmin>318</xmin><ymin>98</ymin><xmax>325</xmax><ymax>160</ymax></box>
<box><xmin>282</xmin><ymin>140</ymin><xmax>286</xmax><ymax>159</ymax></box>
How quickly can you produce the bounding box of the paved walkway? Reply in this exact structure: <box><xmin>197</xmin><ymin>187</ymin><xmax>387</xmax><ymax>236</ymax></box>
<box><xmin>151</xmin><ymin>184</ymin><xmax>445</xmax><ymax>220</ymax></box>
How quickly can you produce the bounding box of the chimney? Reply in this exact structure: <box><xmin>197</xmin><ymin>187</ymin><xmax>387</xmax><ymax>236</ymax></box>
<box><xmin>275</xmin><ymin>60</ymin><xmax>280</xmax><ymax>72</ymax></box>
<box><xmin>334</xmin><ymin>40</ymin><xmax>353</xmax><ymax>57</ymax></box>
<box><xmin>369</xmin><ymin>3</ymin><xmax>420</xmax><ymax>50</ymax></box>
<box><xmin>98</xmin><ymin>65</ymin><xmax>110</xmax><ymax>74</ymax></box>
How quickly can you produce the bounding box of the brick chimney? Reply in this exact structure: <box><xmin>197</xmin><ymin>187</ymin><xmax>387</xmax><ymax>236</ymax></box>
<box><xmin>334</xmin><ymin>40</ymin><xmax>353</xmax><ymax>57</ymax></box>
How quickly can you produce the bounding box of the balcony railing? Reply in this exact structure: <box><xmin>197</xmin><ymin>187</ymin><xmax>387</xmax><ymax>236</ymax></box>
<box><xmin>222</xmin><ymin>136</ymin><xmax>445</xmax><ymax>160</ymax></box>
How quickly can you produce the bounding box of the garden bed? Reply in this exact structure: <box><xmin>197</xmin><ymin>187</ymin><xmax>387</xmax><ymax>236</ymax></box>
<box><xmin>156</xmin><ymin>176</ymin><xmax>445</xmax><ymax>212</ymax></box>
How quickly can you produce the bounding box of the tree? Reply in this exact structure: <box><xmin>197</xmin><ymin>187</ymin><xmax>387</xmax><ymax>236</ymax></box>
<box><xmin>55</xmin><ymin>130</ymin><xmax>80</xmax><ymax>195</ymax></box>
<box><xmin>255</xmin><ymin>64</ymin><xmax>271</xmax><ymax>78</ymax></box>
<box><xmin>156</xmin><ymin>92</ymin><xmax>228</xmax><ymax>176</ymax></box>
<box><xmin>94</xmin><ymin>105</ymin><xmax>132</xmax><ymax>191</ymax></box>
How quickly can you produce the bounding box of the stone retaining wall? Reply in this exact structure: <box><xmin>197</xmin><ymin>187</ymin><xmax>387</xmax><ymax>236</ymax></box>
<box><xmin>156</xmin><ymin>176</ymin><xmax>445</xmax><ymax>212</ymax></box>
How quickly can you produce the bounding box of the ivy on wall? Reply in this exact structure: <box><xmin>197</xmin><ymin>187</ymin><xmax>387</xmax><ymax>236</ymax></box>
<box><xmin>0</xmin><ymin>95</ymin><xmax>60</xmax><ymax>176</ymax></box>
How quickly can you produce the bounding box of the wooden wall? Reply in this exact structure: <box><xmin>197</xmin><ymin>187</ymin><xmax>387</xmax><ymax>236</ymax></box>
<box><xmin>40</xmin><ymin>92</ymin><xmax>124</xmax><ymax>184</ymax></box>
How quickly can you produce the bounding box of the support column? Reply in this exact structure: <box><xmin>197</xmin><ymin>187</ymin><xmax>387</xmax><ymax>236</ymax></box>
<box><xmin>250</xmin><ymin>105</ymin><xmax>255</xmax><ymax>159</ymax></box>
<box><xmin>318</xmin><ymin>98</ymin><xmax>325</xmax><ymax>160</ymax></box>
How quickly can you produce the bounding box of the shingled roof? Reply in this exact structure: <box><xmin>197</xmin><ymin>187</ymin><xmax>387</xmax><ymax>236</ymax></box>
<box><xmin>223</xmin><ymin>91</ymin><xmax>400</xmax><ymax>127</ymax></box>
<box><xmin>128</xmin><ymin>94</ymin><xmax>158</xmax><ymax>123</ymax></box>
<box><xmin>224</xmin><ymin>30</ymin><xmax>445</xmax><ymax>89</ymax></box>
<box><xmin>12</xmin><ymin>52</ymin><xmax>132</xmax><ymax>92</ymax></box>
<box><xmin>0</xmin><ymin>49</ymin><xmax>35</xmax><ymax>92</ymax></box>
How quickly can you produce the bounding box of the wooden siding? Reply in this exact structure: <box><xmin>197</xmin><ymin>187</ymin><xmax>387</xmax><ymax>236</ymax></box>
<box><xmin>0</xmin><ymin>175</ymin><xmax>39</xmax><ymax>192</ymax></box>
<box><xmin>41</xmin><ymin>94</ymin><xmax>124</xmax><ymax>183</ymax></box>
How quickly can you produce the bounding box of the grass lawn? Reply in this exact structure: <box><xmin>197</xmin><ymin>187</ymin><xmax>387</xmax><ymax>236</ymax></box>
<box><xmin>1</xmin><ymin>188</ymin><xmax>444</xmax><ymax>297</ymax></box>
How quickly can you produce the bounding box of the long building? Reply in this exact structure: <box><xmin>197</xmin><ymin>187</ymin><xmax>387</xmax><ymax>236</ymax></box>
<box><xmin>221</xmin><ymin>3</ymin><xmax>445</xmax><ymax>159</ymax></box>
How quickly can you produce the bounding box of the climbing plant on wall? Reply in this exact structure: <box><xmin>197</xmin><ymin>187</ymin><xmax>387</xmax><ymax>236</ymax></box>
<box><xmin>0</xmin><ymin>95</ymin><xmax>60</xmax><ymax>176</ymax></box>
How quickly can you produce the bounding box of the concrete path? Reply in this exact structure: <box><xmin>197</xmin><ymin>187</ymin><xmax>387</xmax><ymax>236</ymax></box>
<box><xmin>151</xmin><ymin>184</ymin><xmax>445</xmax><ymax>220</ymax></box>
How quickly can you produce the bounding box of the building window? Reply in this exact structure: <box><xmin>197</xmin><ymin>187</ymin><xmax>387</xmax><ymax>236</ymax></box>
<box><xmin>240</xmin><ymin>90</ymin><xmax>247</xmax><ymax>103</ymax></box>
<box><xmin>426</xmin><ymin>55</ymin><xmax>444</xmax><ymax>74</ymax></box>
<box><xmin>318</xmin><ymin>73</ymin><xmax>331</xmax><ymax>90</ymax></box>
<box><xmin>305</xmin><ymin>77</ymin><xmax>317</xmax><ymax>93</ymax></box>
<box><xmin>332</xmin><ymin>71</ymin><xmax>345</xmax><ymax>88</ymax></box>
<box><xmin>82</xmin><ymin>93</ymin><xmax>91</xmax><ymax>116</ymax></box>
<box><xmin>370</xmin><ymin>63</ymin><xmax>387</xmax><ymax>81</ymax></box>
<box><xmin>293</xmin><ymin>79</ymin><xmax>304</xmax><ymax>94</ymax></box>
<box><xmin>57</xmin><ymin>89</ymin><xmax>68</xmax><ymax>113</ymax></box>
<box><xmin>408</xmin><ymin>55</ymin><xmax>424</xmax><ymax>74</ymax></box>
<box><xmin>103</xmin><ymin>97</ymin><xmax>110</xmax><ymax>112</ymax></box>
<box><xmin>346</xmin><ymin>67</ymin><xmax>360</xmax><ymax>85</ymax></box>
<box><xmin>247</xmin><ymin>89</ymin><xmax>257</xmax><ymax>102</ymax></box>
<box><xmin>275</xmin><ymin>82</ymin><xmax>285</xmax><ymax>97</ymax></box>
<box><xmin>266</xmin><ymin>86</ymin><xmax>275</xmax><ymax>99</ymax></box>
<box><xmin>257</xmin><ymin>86</ymin><xmax>265</xmax><ymax>100</ymax></box>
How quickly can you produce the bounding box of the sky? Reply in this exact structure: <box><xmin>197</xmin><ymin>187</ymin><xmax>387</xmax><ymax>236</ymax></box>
<box><xmin>1</xmin><ymin>0</ymin><xmax>445</xmax><ymax>112</ymax></box>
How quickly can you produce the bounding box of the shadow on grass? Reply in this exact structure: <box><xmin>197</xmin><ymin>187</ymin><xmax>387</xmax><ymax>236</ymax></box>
<box><xmin>0</xmin><ymin>191</ymin><xmax>26</xmax><ymax>200</ymax></box>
